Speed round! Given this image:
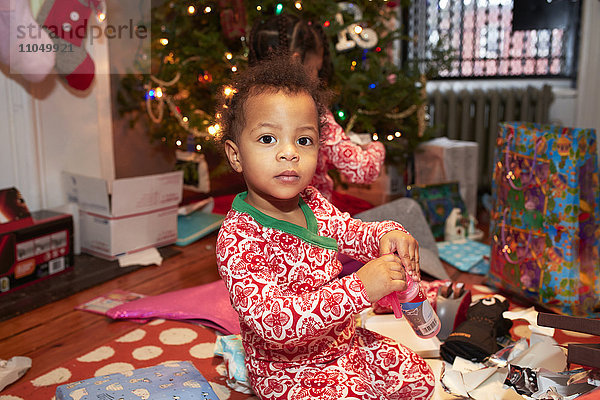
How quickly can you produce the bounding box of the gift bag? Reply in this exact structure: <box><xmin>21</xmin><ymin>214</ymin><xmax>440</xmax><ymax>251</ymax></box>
<box><xmin>490</xmin><ymin>122</ymin><xmax>600</xmax><ymax>317</ymax></box>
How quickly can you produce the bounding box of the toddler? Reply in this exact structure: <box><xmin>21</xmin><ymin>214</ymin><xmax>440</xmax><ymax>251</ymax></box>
<box><xmin>215</xmin><ymin>56</ymin><xmax>434</xmax><ymax>400</ymax></box>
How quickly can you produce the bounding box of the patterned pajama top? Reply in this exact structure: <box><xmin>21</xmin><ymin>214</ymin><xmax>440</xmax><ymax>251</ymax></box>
<box><xmin>310</xmin><ymin>111</ymin><xmax>386</xmax><ymax>200</ymax></box>
<box><xmin>216</xmin><ymin>187</ymin><xmax>434</xmax><ymax>400</ymax></box>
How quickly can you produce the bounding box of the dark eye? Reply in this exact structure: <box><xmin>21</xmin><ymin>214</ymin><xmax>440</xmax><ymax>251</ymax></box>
<box><xmin>258</xmin><ymin>135</ymin><xmax>276</xmax><ymax>144</ymax></box>
<box><xmin>297</xmin><ymin>137</ymin><xmax>314</xmax><ymax>146</ymax></box>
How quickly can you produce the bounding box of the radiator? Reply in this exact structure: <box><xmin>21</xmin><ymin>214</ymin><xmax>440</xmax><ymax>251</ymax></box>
<box><xmin>426</xmin><ymin>84</ymin><xmax>554</xmax><ymax>190</ymax></box>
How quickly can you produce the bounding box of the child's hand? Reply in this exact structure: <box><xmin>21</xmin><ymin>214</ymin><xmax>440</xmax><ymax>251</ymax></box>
<box><xmin>379</xmin><ymin>230</ymin><xmax>421</xmax><ymax>282</ymax></box>
<box><xmin>356</xmin><ymin>253</ymin><xmax>407</xmax><ymax>303</ymax></box>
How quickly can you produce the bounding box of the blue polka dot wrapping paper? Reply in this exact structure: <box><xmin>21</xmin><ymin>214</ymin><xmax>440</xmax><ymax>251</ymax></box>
<box><xmin>437</xmin><ymin>239</ymin><xmax>491</xmax><ymax>275</ymax></box>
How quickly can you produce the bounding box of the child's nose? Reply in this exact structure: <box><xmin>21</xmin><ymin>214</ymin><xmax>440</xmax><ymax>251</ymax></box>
<box><xmin>278</xmin><ymin>143</ymin><xmax>299</xmax><ymax>161</ymax></box>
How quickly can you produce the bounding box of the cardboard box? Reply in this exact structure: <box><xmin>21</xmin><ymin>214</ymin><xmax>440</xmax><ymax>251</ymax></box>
<box><xmin>337</xmin><ymin>165</ymin><xmax>406</xmax><ymax>207</ymax></box>
<box><xmin>63</xmin><ymin>171</ymin><xmax>183</xmax><ymax>260</ymax></box>
<box><xmin>0</xmin><ymin>190</ymin><xmax>74</xmax><ymax>295</ymax></box>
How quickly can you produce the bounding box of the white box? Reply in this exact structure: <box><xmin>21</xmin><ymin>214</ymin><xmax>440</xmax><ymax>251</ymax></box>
<box><xmin>62</xmin><ymin>171</ymin><xmax>183</xmax><ymax>260</ymax></box>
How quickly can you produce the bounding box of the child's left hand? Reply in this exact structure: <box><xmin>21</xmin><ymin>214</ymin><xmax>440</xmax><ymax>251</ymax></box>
<box><xmin>379</xmin><ymin>230</ymin><xmax>421</xmax><ymax>282</ymax></box>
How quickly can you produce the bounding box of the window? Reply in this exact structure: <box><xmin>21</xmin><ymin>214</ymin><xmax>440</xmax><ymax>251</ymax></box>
<box><xmin>404</xmin><ymin>0</ymin><xmax>581</xmax><ymax>79</ymax></box>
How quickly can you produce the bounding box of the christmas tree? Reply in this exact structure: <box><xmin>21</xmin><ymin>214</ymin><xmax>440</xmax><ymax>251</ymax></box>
<box><xmin>117</xmin><ymin>0</ymin><xmax>452</xmax><ymax>174</ymax></box>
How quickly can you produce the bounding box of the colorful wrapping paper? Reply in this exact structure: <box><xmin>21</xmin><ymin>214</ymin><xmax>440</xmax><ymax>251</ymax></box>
<box><xmin>489</xmin><ymin>122</ymin><xmax>600</xmax><ymax>317</ymax></box>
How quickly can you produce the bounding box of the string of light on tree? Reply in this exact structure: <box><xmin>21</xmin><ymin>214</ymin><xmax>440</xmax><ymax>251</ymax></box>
<box><xmin>93</xmin><ymin>0</ymin><xmax>107</xmax><ymax>23</ymax></box>
<box><xmin>151</xmin><ymin>1</ymin><xmax>371</xmax><ymax>150</ymax></box>
<box><xmin>329</xmin><ymin>1</ymin><xmax>414</xmax><ymax>144</ymax></box>
<box><xmin>139</xmin><ymin>0</ymin><xmax>427</xmax><ymax>157</ymax></box>
<box><xmin>146</xmin><ymin>4</ymin><xmax>224</xmax><ymax>149</ymax></box>
<box><xmin>150</xmin><ymin>6</ymin><xmax>240</xmax><ymax>147</ymax></box>
<box><xmin>334</xmin><ymin>2</ymin><xmax>378</xmax><ymax>52</ymax></box>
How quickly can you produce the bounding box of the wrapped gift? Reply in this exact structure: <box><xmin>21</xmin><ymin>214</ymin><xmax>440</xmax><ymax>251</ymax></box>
<box><xmin>489</xmin><ymin>122</ymin><xmax>600</xmax><ymax>317</ymax></box>
<box><xmin>407</xmin><ymin>182</ymin><xmax>467</xmax><ymax>240</ymax></box>
<box><xmin>414</xmin><ymin>137</ymin><xmax>479</xmax><ymax>216</ymax></box>
<box><xmin>55</xmin><ymin>361</ymin><xmax>219</xmax><ymax>400</ymax></box>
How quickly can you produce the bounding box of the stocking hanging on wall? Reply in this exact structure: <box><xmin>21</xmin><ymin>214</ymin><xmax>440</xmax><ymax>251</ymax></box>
<box><xmin>36</xmin><ymin>0</ymin><xmax>101</xmax><ymax>90</ymax></box>
<box><xmin>0</xmin><ymin>0</ymin><xmax>56</xmax><ymax>82</ymax></box>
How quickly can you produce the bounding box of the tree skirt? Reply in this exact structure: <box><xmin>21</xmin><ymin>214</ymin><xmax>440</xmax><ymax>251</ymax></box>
<box><xmin>1</xmin><ymin>319</ymin><xmax>257</xmax><ymax>400</ymax></box>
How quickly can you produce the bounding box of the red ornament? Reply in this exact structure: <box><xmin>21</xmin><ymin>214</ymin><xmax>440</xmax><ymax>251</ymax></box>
<box><xmin>198</xmin><ymin>70</ymin><xmax>213</xmax><ymax>84</ymax></box>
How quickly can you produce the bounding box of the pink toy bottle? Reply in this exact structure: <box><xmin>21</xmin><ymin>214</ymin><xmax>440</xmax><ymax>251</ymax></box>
<box><xmin>385</xmin><ymin>275</ymin><xmax>441</xmax><ymax>339</ymax></box>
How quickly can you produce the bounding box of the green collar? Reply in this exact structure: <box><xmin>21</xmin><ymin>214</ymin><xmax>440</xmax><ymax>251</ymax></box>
<box><xmin>232</xmin><ymin>192</ymin><xmax>338</xmax><ymax>250</ymax></box>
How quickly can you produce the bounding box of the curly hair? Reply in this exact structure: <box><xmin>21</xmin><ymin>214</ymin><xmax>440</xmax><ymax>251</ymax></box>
<box><xmin>215</xmin><ymin>55</ymin><xmax>331</xmax><ymax>147</ymax></box>
<box><xmin>248</xmin><ymin>13</ymin><xmax>333</xmax><ymax>85</ymax></box>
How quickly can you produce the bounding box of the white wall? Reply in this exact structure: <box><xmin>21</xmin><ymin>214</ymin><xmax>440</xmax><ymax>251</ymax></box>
<box><xmin>0</xmin><ymin>21</ymin><xmax>114</xmax><ymax>212</ymax></box>
<box><xmin>0</xmin><ymin>72</ymin><xmax>45</xmax><ymax>208</ymax></box>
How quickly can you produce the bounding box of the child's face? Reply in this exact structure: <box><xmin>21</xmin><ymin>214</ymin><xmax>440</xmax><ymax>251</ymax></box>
<box><xmin>224</xmin><ymin>90</ymin><xmax>319</xmax><ymax>207</ymax></box>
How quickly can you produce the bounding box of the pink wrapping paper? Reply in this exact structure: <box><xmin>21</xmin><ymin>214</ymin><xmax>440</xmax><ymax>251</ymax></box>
<box><xmin>106</xmin><ymin>279</ymin><xmax>240</xmax><ymax>335</ymax></box>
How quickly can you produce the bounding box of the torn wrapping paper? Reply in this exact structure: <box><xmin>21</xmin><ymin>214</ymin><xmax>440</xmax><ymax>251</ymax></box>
<box><xmin>504</xmin><ymin>366</ymin><xmax>597</xmax><ymax>399</ymax></box>
<box><xmin>531</xmin><ymin>368</ymin><xmax>596</xmax><ymax>400</ymax></box>
<box><xmin>441</xmin><ymin>358</ymin><xmax>523</xmax><ymax>400</ymax></box>
<box><xmin>503</xmin><ymin>307</ymin><xmax>555</xmax><ymax>337</ymax></box>
<box><xmin>504</xmin><ymin>364</ymin><xmax>540</xmax><ymax>396</ymax></box>
<box><xmin>508</xmin><ymin>335</ymin><xmax>567</xmax><ymax>373</ymax></box>
<box><xmin>441</xmin><ymin>333</ymin><xmax>598</xmax><ymax>399</ymax></box>
<box><xmin>214</xmin><ymin>334</ymin><xmax>253</xmax><ymax>394</ymax></box>
<box><xmin>0</xmin><ymin>356</ymin><xmax>32</xmax><ymax>391</ymax></box>
<box><xmin>580</xmin><ymin>369</ymin><xmax>600</xmax><ymax>387</ymax></box>
<box><xmin>106</xmin><ymin>280</ymin><xmax>241</xmax><ymax>335</ymax></box>
<box><xmin>117</xmin><ymin>247</ymin><xmax>162</xmax><ymax>267</ymax></box>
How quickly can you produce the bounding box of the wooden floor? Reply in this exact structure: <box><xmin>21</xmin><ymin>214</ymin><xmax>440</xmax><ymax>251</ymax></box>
<box><xmin>0</xmin><ymin>230</ymin><xmax>485</xmax><ymax>387</ymax></box>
